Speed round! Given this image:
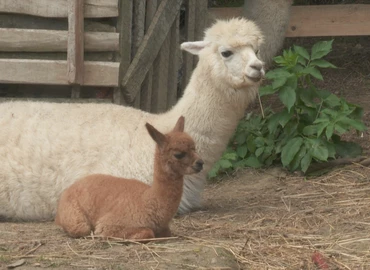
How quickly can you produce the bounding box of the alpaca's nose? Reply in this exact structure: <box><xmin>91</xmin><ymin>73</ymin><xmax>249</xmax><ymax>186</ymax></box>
<box><xmin>195</xmin><ymin>159</ymin><xmax>204</xmax><ymax>171</ymax></box>
<box><xmin>251</xmin><ymin>62</ymin><xmax>263</xmax><ymax>72</ymax></box>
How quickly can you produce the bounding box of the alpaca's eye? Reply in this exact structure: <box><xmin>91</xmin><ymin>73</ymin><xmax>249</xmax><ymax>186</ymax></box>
<box><xmin>174</xmin><ymin>152</ymin><xmax>186</xmax><ymax>159</ymax></box>
<box><xmin>255</xmin><ymin>49</ymin><xmax>260</xmax><ymax>54</ymax></box>
<box><xmin>221</xmin><ymin>50</ymin><xmax>233</xmax><ymax>58</ymax></box>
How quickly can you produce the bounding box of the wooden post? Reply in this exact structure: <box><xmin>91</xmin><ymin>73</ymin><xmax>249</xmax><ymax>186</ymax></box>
<box><xmin>68</xmin><ymin>0</ymin><xmax>84</xmax><ymax>98</ymax></box>
<box><xmin>114</xmin><ymin>0</ymin><xmax>132</xmax><ymax>105</ymax></box>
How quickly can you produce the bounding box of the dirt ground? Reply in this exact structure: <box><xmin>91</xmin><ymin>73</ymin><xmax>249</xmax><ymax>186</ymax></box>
<box><xmin>1</xmin><ymin>36</ymin><xmax>370</xmax><ymax>269</ymax></box>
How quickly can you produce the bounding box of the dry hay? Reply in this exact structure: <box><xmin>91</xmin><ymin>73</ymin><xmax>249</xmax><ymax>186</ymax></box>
<box><xmin>1</xmin><ymin>164</ymin><xmax>370</xmax><ymax>269</ymax></box>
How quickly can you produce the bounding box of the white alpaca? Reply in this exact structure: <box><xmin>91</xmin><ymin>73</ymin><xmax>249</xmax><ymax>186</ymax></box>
<box><xmin>0</xmin><ymin>18</ymin><xmax>265</xmax><ymax>221</ymax></box>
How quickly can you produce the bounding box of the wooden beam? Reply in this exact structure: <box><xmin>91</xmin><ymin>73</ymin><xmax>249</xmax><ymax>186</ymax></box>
<box><xmin>120</xmin><ymin>0</ymin><xmax>183</xmax><ymax>103</ymax></box>
<box><xmin>140</xmin><ymin>0</ymin><xmax>158</xmax><ymax>112</ymax></box>
<box><xmin>68</xmin><ymin>0</ymin><xmax>84</xmax><ymax>88</ymax></box>
<box><xmin>0</xmin><ymin>0</ymin><xmax>119</xmax><ymax>18</ymax></box>
<box><xmin>114</xmin><ymin>0</ymin><xmax>133</xmax><ymax>105</ymax></box>
<box><xmin>0</xmin><ymin>59</ymin><xmax>119</xmax><ymax>86</ymax></box>
<box><xmin>0</xmin><ymin>29</ymin><xmax>119</xmax><ymax>52</ymax></box>
<box><xmin>208</xmin><ymin>5</ymin><xmax>370</xmax><ymax>37</ymax></box>
<box><xmin>287</xmin><ymin>4</ymin><xmax>370</xmax><ymax>37</ymax></box>
<box><xmin>181</xmin><ymin>0</ymin><xmax>196</xmax><ymax>92</ymax></box>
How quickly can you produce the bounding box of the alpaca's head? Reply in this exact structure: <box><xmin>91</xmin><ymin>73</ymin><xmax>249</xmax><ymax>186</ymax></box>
<box><xmin>181</xmin><ymin>18</ymin><xmax>265</xmax><ymax>90</ymax></box>
<box><xmin>145</xmin><ymin>116</ymin><xmax>204</xmax><ymax>177</ymax></box>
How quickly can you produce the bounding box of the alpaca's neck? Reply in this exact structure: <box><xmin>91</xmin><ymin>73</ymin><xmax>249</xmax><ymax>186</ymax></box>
<box><xmin>144</xmin><ymin>149</ymin><xmax>184</xmax><ymax>219</ymax></box>
<box><xmin>165</xmin><ymin>61</ymin><xmax>258</xmax><ymax>168</ymax></box>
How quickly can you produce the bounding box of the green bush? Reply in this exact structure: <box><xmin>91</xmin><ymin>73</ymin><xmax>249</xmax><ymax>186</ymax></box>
<box><xmin>208</xmin><ymin>40</ymin><xmax>366</xmax><ymax>178</ymax></box>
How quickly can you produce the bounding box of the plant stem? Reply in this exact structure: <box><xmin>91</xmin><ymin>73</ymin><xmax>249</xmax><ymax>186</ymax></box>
<box><xmin>258</xmin><ymin>93</ymin><xmax>265</xmax><ymax>119</ymax></box>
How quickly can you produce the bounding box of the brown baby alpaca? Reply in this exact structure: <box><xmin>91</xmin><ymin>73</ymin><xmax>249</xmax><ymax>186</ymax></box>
<box><xmin>55</xmin><ymin>116</ymin><xmax>203</xmax><ymax>240</ymax></box>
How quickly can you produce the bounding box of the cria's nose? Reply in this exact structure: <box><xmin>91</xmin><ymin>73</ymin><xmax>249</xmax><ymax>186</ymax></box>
<box><xmin>195</xmin><ymin>159</ymin><xmax>204</xmax><ymax>170</ymax></box>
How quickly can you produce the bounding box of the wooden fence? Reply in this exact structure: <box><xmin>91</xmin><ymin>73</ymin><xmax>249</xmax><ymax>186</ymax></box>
<box><xmin>209</xmin><ymin>4</ymin><xmax>370</xmax><ymax>37</ymax></box>
<box><xmin>0</xmin><ymin>0</ymin><xmax>208</xmax><ymax>113</ymax></box>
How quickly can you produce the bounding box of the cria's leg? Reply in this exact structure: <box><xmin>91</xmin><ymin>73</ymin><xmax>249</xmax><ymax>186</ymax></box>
<box><xmin>94</xmin><ymin>224</ymin><xmax>155</xmax><ymax>240</ymax></box>
<box><xmin>156</xmin><ymin>226</ymin><xmax>172</xmax><ymax>238</ymax></box>
<box><xmin>55</xmin><ymin>199</ymin><xmax>91</xmax><ymax>238</ymax></box>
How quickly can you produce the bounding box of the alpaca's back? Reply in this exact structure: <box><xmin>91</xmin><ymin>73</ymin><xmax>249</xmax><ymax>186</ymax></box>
<box><xmin>0</xmin><ymin>102</ymin><xmax>158</xmax><ymax>221</ymax></box>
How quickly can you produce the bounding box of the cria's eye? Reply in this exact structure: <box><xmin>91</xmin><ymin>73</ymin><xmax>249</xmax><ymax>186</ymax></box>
<box><xmin>221</xmin><ymin>50</ymin><xmax>233</xmax><ymax>58</ymax></box>
<box><xmin>174</xmin><ymin>152</ymin><xmax>186</xmax><ymax>159</ymax></box>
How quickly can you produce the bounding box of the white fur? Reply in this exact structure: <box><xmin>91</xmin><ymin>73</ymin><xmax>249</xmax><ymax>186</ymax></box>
<box><xmin>0</xmin><ymin>18</ymin><xmax>265</xmax><ymax>221</ymax></box>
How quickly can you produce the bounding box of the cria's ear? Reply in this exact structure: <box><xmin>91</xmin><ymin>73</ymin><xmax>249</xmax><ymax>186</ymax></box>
<box><xmin>146</xmin><ymin>123</ymin><xmax>167</xmax><ymax>149</ymax></box>
<box><xmin>181</xmin><ymin>41</ymin><xmax>211</xmax><ymax>55</ymax></box>
<box><xmin>173</xmin><ymin>116</ymin><xmax>185</xmax><ymax>133</ymax></box>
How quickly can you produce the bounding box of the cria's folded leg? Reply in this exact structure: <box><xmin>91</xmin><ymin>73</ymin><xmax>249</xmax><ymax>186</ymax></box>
<box><xmin>156</xmin><ymin>226</ymin><xmax>171</xmax><ymax>238</ymax></box>
<box><xmin>55</xmin><ymin>200</ymin><xmax>91</xmax><ymax>238</ymax></box>
<box><xmin>94</xmin><ymin>224</ymin><xmax>155</xmax><ymax>240</ymax></box>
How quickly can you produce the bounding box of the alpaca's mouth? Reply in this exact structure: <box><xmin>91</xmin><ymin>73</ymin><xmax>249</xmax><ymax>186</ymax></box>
<box><xmin>247</xmin><ymin>75</ymin><xmax>262</xmax><ymax>83</ymax></box>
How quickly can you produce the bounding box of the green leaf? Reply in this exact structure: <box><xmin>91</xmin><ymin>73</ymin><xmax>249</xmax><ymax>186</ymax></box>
<box><xmin>244</xmin><ymin>156</ymin><xmax>262</xmax><ymax>168</ymax></box>
<box><xmin>311</xmin><ymin>142</ymin><xmax>329</xmax><ymax>161</ymax></box>
<box><xmin>325</xmin><ymin>123</ymin><xmax>334</xmax><ymax>140</ymax></box>
<box><xmin>310</xmin><ymin>59</ymin><xmax>336</xmax><ymax>68</ymax></box>
<box><xmin>301</xmin><ymin>153</ymin><xmax>312</xmax><ymax>173</ymax></box>
<box><xmin>303</xmin><ymin>125</ymin><xmax>317</xmax><ymax>136</ymax></box>
<box><xmin>279</xmin><ymin>86</ymin><xmax>296</xmax><ymax>112</ymax></box>
<box><xmin>294</xmin><ymin>45</ymin><xmax>310</xmax><ymax>60</ymax></box>
<box><xmin>223</xmin><ymin>152</ymin><xmax>237</xmax><ymax>161</ymax></box>
<box><xmin>236</xmin><ymin>145</ymin><xmax>248</xmax><ymax>158</ymax></box>
<box><xmin>254</xmin><ymin>137</ymin><xmax>265</xmax><ymax>147</ymax></box>
<box><xmin>302</xmin><ymin>66</ymin><xmax>323</xmax><ymax>80</ymax></box>
<box><xmin>272</xmin><ymin>77</ymin><xmax>288</xmax><ymax>89</ymax></box>
<box><xmin>285</xmin><ymin>75</ymin><xmax>298</xmax><ymax>90</ymax></box>
<box><xmin>235</xmin><ymin>132</ymin><xmax>246</xmax><ymax>145</ymax></box>
<box><xmin>281</xmin><ymin>137</ymin><xmax>303</xmax><ymax>167</ymax></box>
<box><xmin>247</xmin><ymin>135</ymin><xmax>257</xmax><ymax>153</ymax></box>
<box><xmin>274</xmin><ymin>56</ymin><xmax>286</xmax><ymax>65</ymax></box>
<box><xmin>267</xmin><ymin>113</ymin><xmax>280</xmax><ymax>134</ymax></box>
<box><xmin>255</xmin><ymin>147</ymin><xmax>265</xmax><ymax>157</ymax></box>
<box><xmin>278</xmin><ymin>109</ymin><xmax>293</xmax><ymax>127</ymax></box>
<box><xmin>208</xmin><ymin>163</ymin><xmax>221</xmax><ymax>178</ymax></box>
<box><xmin>219</xmin><ymin>159</ymin><xmax>233</xmax><ymax>169</ymax></box>
<box><xmin>266</xmin><ymin>68</ymin><xmax>291</xmax><ymax>80</ymax></box>
<box><xmin>311</xmin><ymin>40</ymin><xmax>333</xmax><ymax>60</ymax></box>
<box><xmin>316</xmin><ymin>122</ymin><xmax>329</xmax><ymax>137</ymax></box>
<box><xmin>289</xmin><ymin>145</ymin><xmax>307</xmax><ymax>171</ymax></box>
<box><xmin>338</xmin><ymin>117</ymin><xmax>366</xmax><ymax>131</ymax></box>
<box><xmin>259</xmin><ymin>85</ymin><xmax>278</xmax><ymax>97</ymax></box>
<box><xmin>324</xmin><ymin>94</ymin><xmax>341</xmax><ymax>107</ymax></box>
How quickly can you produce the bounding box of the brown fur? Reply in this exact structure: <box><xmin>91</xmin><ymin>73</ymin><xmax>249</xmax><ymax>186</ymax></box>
<box><xmin>55</xmin><ymin>116</ymin><xmax>203</xmax><ymax>239</ymax></box>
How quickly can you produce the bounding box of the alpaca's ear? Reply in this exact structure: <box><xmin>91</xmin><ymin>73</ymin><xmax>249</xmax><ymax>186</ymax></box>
<box><xmin>173</xmin><ymin>116</ymin><xmax>185</xmax><ymax>133</ymax></box>
<box><xmin>181</xmin><ymin>41</ymin><xmax>210</xmax><ymax>55</ymax></box>
<box><xmin>146</xmin><ymin>123</ymin><xmax>167</xmax><ymax>148</ymax></box>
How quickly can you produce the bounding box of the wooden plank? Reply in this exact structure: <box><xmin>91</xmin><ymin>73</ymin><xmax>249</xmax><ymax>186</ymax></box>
<box><xmin>68</xmin><ymin>0</ymin><xmax>84</xmax><ymax>97</ymax></box>
<box><xmin>132</xmin><ymin>0</ymin><xmax>146</xmax><ymax>109</ymax></box>
<box><xmin>140</xmin><ymin>0</ymin><xmax>158</xmax><ymax>112</ymax></box>
<box><xmin>166</xmin><ymin>14</ymin><xmax>180</xmax><ymax>109</ymax></box>
<box><xmin>208</xmin><ymin>5</ymin><xmax>370</xmax><ymax>37</ymax></box>
<box><xmin>287</xmin><ymin>4</ymin><xmax>370</xmax><ymax>37</ymax></box>
<box><xmin>0</xmin><ymin>98</ymin><xmax>111</xmax><ymax>103</ymax></box>
<box><xmin>114</xmin><ymin>0</ymin><xmax>132</xmax><ymax>105</ymax></box>
<box><xmin>120</xmin><ymin>0</ymin><xmax>183</xmax><ymax>103</ymax></box>
<box><xmin>0</xmin><ymin>59</ymin><xmax>119</xmax><ymax>86</ymax></box>
<box><xmin>151</xmin><ymin>27</ymin><xmax>171</xmax><ymax>113</ymax></box>
<box><xmin>0</xmin><ymin>0</ymin><xmax>119</xmax><ymax>18</ymax></box>
<box><xmin>0</xmin><ymin>29</ymin><xmax>119</xmax><ymax>52</ymax></box>
<box><xmin>180</xmin><ymin>0</ymin><xmax>196</xmax><ymax>92</ymax></box>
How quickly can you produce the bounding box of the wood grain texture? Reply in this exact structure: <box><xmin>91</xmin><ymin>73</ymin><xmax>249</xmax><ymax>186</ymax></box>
<box><xmin>0</xmin><ymin>0</ymin><xmax>118</xmax><ymax>18</ymax></box>
<box><xmin>114</xmin><ymin>0</ymin><xmax>132</xmax><ymax>105</ymax></box>
<box><xmin>120</xmin><ymin>0</ymin><xmax>183</xmax><ymax>103</ymax></box>
<box><xmin>67</xmin><ymin>0</ymin><xmax>84</xmax><ymax>86</ymax></box>
<box><xmin>140</xmin><ymin>0</ymin><xmax>158</xmax><ymax>112</ymax></box>
<box><xmin>0</xmin><ymin>59</ymin><xmax>119</xmax><ymax>86</ymax></box>
<box><xmin>0</xmin><ymin>29</ymin><xmax>119</xmax><ymax>52</ymax></box>
<box><xmin>208</xmin><ymin>5</ymin><xmax>370</xmax><ymax>37</ymax></box>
